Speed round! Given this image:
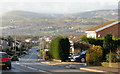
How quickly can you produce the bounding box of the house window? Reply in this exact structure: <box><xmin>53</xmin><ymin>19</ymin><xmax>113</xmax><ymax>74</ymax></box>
<box><xmin>88</xmin><ymin>33</ymin><xmax>96</xmax><ymax>38</ymax></box>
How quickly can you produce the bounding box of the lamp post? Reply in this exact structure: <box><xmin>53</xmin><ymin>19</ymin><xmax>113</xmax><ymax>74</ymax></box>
<box><xmin>11</xmin><ymin>20</ymin><xmax>16</xmax><ymax>55</ymax></box>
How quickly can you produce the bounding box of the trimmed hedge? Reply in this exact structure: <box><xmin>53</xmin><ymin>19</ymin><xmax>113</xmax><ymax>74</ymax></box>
<box><xmin>50</xmin><ymin>37</ymin><xmax>70</xmax><ymax>61</ymax></box>
<box><xmin>81</xmin><ymin>36</ymin><xmax>103</xmax><ymax>47</ymax></box>
<box><xmin>81</xmin><ymin>36</ymin><xmax>120</xmax><ymax>49</ymax></box>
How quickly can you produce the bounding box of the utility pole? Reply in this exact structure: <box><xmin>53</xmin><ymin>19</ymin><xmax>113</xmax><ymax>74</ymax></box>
<box><xmin>15</xmin><ymin>35</ymin><xmax>16</xmax><ymax>55</ymax></box>
<box><xmin>11</xmin><ymin>19</ymin><xmax>16</xmax><ymax>55</ymax></box>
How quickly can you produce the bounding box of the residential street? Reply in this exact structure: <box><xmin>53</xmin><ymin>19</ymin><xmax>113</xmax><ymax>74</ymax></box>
<box><xmin>0</xmin><ymin>1</ymin><xmax>119</xmax><ymax>74</ymax></box>
<box><xmin>1</xmin><ymin>47</ymin><xmax>87</xmax><ymax>73</ymax></box>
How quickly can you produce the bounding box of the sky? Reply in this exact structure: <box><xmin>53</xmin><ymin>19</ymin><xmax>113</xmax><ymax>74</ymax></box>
<box><xmin>0</xmin><ymin>0</ymin><xmax>119</xmax><ymax>14</ymax></box>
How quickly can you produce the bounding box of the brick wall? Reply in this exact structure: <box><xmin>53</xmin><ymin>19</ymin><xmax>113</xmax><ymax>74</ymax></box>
<box><xmin>118</xmin><ymin>22</ymin><xmax>120</xmax><ymax>37</ymax></box>
<box><xmin>96</xmin><ymin>23</ymin><xmax>120</xmax><ymax>38</ymax></box>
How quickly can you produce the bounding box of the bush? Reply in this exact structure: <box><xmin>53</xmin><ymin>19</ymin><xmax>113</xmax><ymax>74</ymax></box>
<box><xmin>50</xmin><ymin>36</ymin><xmax>70</xmax><ymax>61</ymax></box>
<box><xmin>103</xmin><ymin>34</ymin><xmax>116</xmax><ymax>60</ymax></box>
<box><xmin>74</xmin><ymin>42</ymin><xmax>90</xmax><ymax>53</ymax></box>
<box><xmin>80</xmin><ymin>36</ymin><xmax>103</xmax><ymax>47</ymax></box>
<box><xmin>106</xmin><ymin>52</ymin><xmax>119</xmax><ymax>63</ymax></box>
<box><xmin>45</xmin><ymin>51</ymin><xmax>52</xmax><ymax>60</ymax></box>
<box><xmin>86</xmin><ymin>45</ymin><xmax>103</xmax><ymax>66</ymax></box>
<box><xmin>114</xmin><ymin>38</ymin><xmax>120</xmax><ymax>48</ymax></box>
<box><xmin>80</xmin><ymin>36</ymin><xmax>89</xmax><ymax>42</ymax></box>
<box><xmin>81</xmin><ymin>34</ymin><xmax>120</xmax><ymax>62</ymax></box>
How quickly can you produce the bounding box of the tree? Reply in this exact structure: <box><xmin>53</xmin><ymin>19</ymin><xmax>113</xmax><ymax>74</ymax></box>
<box><xmin>7</xmin><ymin>36</ymin><xmax>13</xmax><ymax>47</ymax></box>
<box><xmin>74</xmin><ymin>42</ymin><xmax>90</xmax><ymax>53</ymax></box>
<box><xmin>103</xmin><ymin>34</ymin><xmax>115</xmax><ymax>60</ymax></box>
<box><xmin>50</xmin><ymin>37</ymin><xmax>70</xmax><ymax>61</ymax></box>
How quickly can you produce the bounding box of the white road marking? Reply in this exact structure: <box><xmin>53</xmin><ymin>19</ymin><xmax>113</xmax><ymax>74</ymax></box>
<box><xmin>16</xmin><ymin>61</ymin><xmax>20</xmax><ymax>64</ymax></box>
<box><xmin>26</xmin><ymin>50</ymin><xmax>35</xmax><ymax>61</ymax></box>
<box><xmin>14</xmin><ymin>59</ymin><xmax>50</xmax><ymax>73</ymax></box>
<box><xmin>12</xmin><ymin>48</ymin><xmax>52</xmax><ymax>74</ymax></box>
<box><xmin>38</xmin><ymin>69</ymin><xmax>47</xmax><ymax>72</ymax></box>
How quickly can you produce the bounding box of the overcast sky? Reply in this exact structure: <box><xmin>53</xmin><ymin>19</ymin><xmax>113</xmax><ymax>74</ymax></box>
<box><xmin>0</xmin><ymin>0</ymin><xmax>119</xmax><ymax>14</ymax></box>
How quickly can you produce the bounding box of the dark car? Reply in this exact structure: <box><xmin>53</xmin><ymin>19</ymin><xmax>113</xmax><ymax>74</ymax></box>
<box><xmin>0</xmin><ymin>52</ymin><xmax>11</xmax><ymax>69</ymax></box>
<box><xmin>69</xmin><ymin>51</ymin><xmax>87</xmax><ymax>63</ymax></box>
<box><xmin>11</xmin><ymin>55</ymin><xmax>19</xmax><ymax>61</ymax></box>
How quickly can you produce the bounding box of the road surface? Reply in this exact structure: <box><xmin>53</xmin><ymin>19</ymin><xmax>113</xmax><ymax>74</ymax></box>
<box><xmin>0</xmin><ymin>47</ymin><xmax>88</xmax><ymax>74</ymax></box>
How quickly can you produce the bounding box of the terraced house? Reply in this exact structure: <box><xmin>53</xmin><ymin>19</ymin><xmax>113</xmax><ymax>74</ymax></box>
<box><xmin>85</xmin><ymin>21</ymin><xmax>120</xmax><ymax>38</ymax></box>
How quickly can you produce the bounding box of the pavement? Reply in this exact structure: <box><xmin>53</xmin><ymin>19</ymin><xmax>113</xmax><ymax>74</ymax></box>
<box><xmin>40</xmin><ymin>60</ymin><xmax>120</xmax><ymax>74</ymax></box>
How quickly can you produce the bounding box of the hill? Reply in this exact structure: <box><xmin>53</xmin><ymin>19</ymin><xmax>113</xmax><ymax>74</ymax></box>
<box><xmin>66</xmin><ymin>9</ymin><xmax>117</xmax><ymax>20</ymax></box>
<box><xmin>0</xmin><ymin>9</ymin><xmax>118</xmax><ymax>36</ymax></box>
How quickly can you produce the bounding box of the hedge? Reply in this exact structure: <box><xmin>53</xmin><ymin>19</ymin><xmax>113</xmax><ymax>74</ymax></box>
<box><xmin>81</xmin><ymin>36</ymin><xmax>120</xmax><ymax>49</ymax></box>
<box><xmin>50</xmin><ymin>36</ymin><xmax>70</xmax><ymax>61</ymax></box>
<box><xmin>81</xmin><ymin>36</ymin><xmax>103</xmax><ymax>47</ymax></box>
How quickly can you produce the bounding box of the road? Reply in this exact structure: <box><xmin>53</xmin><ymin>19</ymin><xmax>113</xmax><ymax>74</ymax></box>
<box><xmin>1</xmin><ymin>47</ymin><xmax>87</xmax><ymax>74</ymax></box>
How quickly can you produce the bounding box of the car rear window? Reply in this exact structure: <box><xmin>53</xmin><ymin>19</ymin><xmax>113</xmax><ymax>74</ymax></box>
<box><xmin>0</xmin><ymin>53</ymin><xmax>8</xmax><ymax>58</ymax></box>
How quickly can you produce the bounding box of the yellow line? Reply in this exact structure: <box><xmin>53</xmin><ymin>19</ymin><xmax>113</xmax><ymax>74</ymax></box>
<box><xmin>80</xmin><ymin>68</ymin><xmax>106</xmax><ymax>72</ymax></box>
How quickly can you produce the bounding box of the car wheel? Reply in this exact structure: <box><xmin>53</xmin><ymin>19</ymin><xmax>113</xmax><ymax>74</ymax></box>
<box><xmin>8</xmin><ymin>64</ymin><xmax>12</xmax><ymax>70</ymax></box>
<box><xmin>80</xmin><ymin>57</ymin><xmax>86</xmax><ymax>63</ymax></box>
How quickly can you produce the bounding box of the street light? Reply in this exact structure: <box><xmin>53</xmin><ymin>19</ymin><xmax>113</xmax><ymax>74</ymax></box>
<box><xmin>11</xmin><ymin>20</ymin><xmax>17</xmax><ymax>55</ymax></box>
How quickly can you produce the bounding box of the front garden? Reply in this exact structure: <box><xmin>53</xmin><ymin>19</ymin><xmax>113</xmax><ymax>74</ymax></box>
<box><xmin>81</xmin><ymin>34</ymin><xmax>120</xmax><ymax>67</ymax></box>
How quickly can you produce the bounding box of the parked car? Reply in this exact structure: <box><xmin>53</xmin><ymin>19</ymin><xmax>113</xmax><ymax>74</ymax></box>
<box><xmin>11</xmin><ymin>55</ymin><xmax>19</xmax><ymax>61</ymax></box>
<box><xmin>0</xmin><ymin>52</ymin><xmax>11</xmax><ymax>69</ymax></box>
<box><xmin>36</xmin><ymin>49</ymin><xmax>40</xmax><ymax>52</ymax></box>
<box><xmin>69</xmin><ymin>51</ymin><xmax>87</xmax><ymax>63</ymax></box>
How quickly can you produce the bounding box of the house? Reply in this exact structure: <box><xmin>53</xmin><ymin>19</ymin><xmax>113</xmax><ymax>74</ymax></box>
<box><xmin>85</xmin><ymin>21</ymin><xmax>120</xmax><ymax>38</ymax></box>
<box><xmin>0</xmin><ymin>38</ymin><xmax>9</xmax><ymax>51</ymax></box>
<box><xmin>0</xmin><ymin>37</ymin><xmax>22</xmax><ymax>51</ymax></box>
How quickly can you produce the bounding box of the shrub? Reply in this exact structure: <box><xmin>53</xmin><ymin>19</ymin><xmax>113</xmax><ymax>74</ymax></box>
<box><xmin>106</xmin><ymin>52</ymin><xmax>120</xmax><ymax>63</ymax></box>
<box><xmin>80</xmin><ymin>36</ymin><xmax>89</xmax><ymax>42</ymax></box>
<box><xmin>86</xmin><ymin>45</ymin><xmax>103</xmax><ymax>66</ymax></box>
<box><xmin>81</xmin><ymin>34</ymin><xmax>120</xmax><ymax>62</ymax></box>
<box><xmin>50</xmin><ymin>36</ymin><xmax>70</xmax><ymax>61</ymax></box>
<box><xmin>45</xmin><ymin>51</ymin><xmax>52</xmax><ymax>60</ymax></box>
<box><xmin>74</xmin><ymin>42</ymin><xmax>90</xmax><ymax>53</ymax></box>
<box><xmin>81</xmin><ymin>35</ymin><xmax>120</xmax><ymax>49</ymax></box>
<box><xmin>103</xmin><ymin>34</ymin><xmax>115</xmax><ymax>60</ymax></box>
<box><xmin>114</xmin><ymin>38</ymin><xmax>120</xmax><ymax>48</ymax></box>
<box><xmin>50</xmin><ymin>37</ymin><xmax>60</xmax><ymax>60</ymax></box>
<box><xmin>80</xmin><ymin>36</ymin><xmax>103</xmax><ymax>47</ymax></box>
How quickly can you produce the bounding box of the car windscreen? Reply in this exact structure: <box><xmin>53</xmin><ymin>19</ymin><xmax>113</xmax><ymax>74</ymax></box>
<box><xmin>81</xmin><ymin>51</ymin><xmax>87</xmax><ymax>54</ymax></box>
<box><xmin>0</xmin><ymin>53</ymin><xmax>8</xmax><ymax>58</ymax></box>
<box><xmin>73</xmin><ymin>53</ymin><xmax>81</xmax><ymax>56</ymax></box>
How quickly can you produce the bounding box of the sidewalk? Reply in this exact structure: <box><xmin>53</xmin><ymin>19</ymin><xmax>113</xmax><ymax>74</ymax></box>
<box><xmin>40</xmin><ymin>60</ymin><xmax>119</xmax><ymax>74</ymax></box>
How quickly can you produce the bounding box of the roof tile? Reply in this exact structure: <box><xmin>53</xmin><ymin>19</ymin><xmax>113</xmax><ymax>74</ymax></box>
<box><xmin>86</xmin><ymin>20</ymin><xmax>117</xmax><ymax>31</ymax></box>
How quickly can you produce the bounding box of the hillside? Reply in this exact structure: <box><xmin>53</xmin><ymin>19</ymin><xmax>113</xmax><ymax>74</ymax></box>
<box><xmin>2</xmin><ymin>11</ymin><xmax>64</xmax><ymax>20</ymax></box>
<box><xmin>0</xmin><ymin>9</ymin><xmax>118</xmax><ymax>36</ymax></box>
<box><xmin>66</xmin><ymin>9</ymin><xmax>117</xmax><ymax>20</ymax></box>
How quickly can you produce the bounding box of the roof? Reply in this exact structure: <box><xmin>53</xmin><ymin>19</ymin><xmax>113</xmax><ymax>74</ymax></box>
<box><xmin>70</xmin><ymin>34</ymin><xmax>86</xmax><ymax>42</ymax></box>
<box><xmin>86</xmin><ymin>20</ymin><xmax>119</xmax><ymax>32</ymax></box>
